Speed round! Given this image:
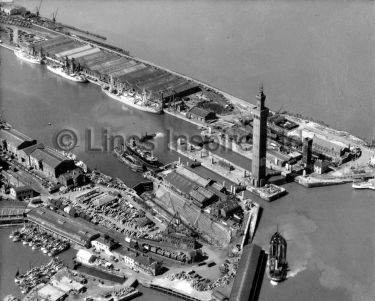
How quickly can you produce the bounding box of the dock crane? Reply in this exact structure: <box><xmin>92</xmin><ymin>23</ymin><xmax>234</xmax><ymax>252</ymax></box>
<box><xmin>35</xmin><ymin>0</ymin><xmax>43</xmax><ymax>18</ymax></box>
<box><xmin>52</xmin><ymin>8</ymin><xmax>58</xmax><ymax>23</ymax></box>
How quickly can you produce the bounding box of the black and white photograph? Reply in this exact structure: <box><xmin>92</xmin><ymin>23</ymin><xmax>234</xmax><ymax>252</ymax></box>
<box><xmin>0</xmin><ymin>1</ymin><xmax>374</xmax><ymax>301</ymax></box>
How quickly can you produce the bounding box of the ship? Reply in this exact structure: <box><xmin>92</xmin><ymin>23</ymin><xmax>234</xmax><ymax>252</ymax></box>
<box><xmin>47</xmin><ymin>64</ymin><xmax>88</xmax><ymax>82</ymax></box>
<box><xmin>114</xmin><ymin>147</ymin><xmax>145</xmax><ymax>172</ymax></box>
<box><xmin>14</xmin><ymin>49</ymin><xmax>43</xmax><ymax>64</ymax></box>
<box><xmin>125</xmin><ymin>137</ymin><xmax>160</xmax><ymax>167</ymax></box>
<box><xmin>101</xmin><ymin>79</ymin><xmax>163</xmax><ymax>114</ymax></box>
<box><xmin>248</xmin><ymin>201</ymin><xmax>260</xmax><ymax>243</ymax></box>
<box><xmin>140</xmin><ymin>132</ymin><xmax>156</xmax><ymax>142</ymax></box>
<box><xmin>352</xmin><ymin>178</ymin><xmax>375</xmax><ymax>190</ymax></box>
<box><xmin>268</xmin><ymin>228</ymin><xmax>288</xmax><ymax>282</ymax></box>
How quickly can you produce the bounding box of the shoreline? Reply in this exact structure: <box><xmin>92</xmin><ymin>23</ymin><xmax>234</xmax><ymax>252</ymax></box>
<box><xmin>0</xmin><ymin>36</ymin><xmax>372</xmax><ymax>153</ymax></box>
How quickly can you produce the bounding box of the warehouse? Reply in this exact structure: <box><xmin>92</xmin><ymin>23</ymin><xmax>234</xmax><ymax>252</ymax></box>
<box><xmin>0</xmin><ymin>128</ymin><xmax>37</xmax><ymax>160</ymax></box>
<box><xmin>229</xmin><ymin>244</ymin><xmax>264</xmax><ymax>301</ymax></box>
<box><xmin>55</xmin><ymin>44</ymin><xmax>92</xmax><ymax>58</ymax></box>
<box><xmin>27</xmin><ymin>207</ymin><xmax>100</xmax><ymax>247</ymax></box>
<box><xmin>187</xmin><ymin>107</ymin><xmax>217</xmax><ymax>123</ymax></box>
<box><xmin>67</xmin><ymin>47</ymin><xmax>101</xmax><ymax>60</ymax></box>
<box><xmin>29</xmin><ymin>145</ymin><xmax>76</xmax><ymax>179</ymax></box>
<box><xmin>163</xmin><ymin>171</ymin><xmax>196</xmax><ymax>197</ymax></box>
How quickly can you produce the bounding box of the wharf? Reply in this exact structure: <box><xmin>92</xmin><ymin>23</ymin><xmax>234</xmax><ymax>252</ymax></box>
<box><xmin>170</xmin><ymin>141</ymin><xmax>251</xmax><ymax>186</ymax></box>
<box><xmin>296</xmin><ymin>175</ymin><xmax>353</xmax><ymax>188</ymax></box>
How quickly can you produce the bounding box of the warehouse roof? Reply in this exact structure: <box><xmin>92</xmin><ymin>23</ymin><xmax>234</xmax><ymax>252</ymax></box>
<box><xmin>27</xmin><ymin>207</ymin><xmax>100</xmax><ymax>246</ymax></box>
<box><xmin>188</xmin><ymin>107</ymin><xmax>212</xmax><ymax>118</ymax></box>
<box><xmin>38</xmin><ymin>284</ymin><xmax>66</xmax><ymax>301</ymax></box>
<box><xmin>189</xmin><ymin>189</ymin><xmax>207</xmax><ymax>204</ymax></box>
<box><xmin>55</xmin><ymin>44</ymin><xmax>92</xmax><ymax>58</ymax></box>
<box><xmin>196</xmin><ymin>186</ymin><xmax>215</xmax><ymax>199</ymax></box>
<box><xmin>176</xmin><ymin>166</ymin><xmax>211</xmax><ymax>187</ymax></box>
<box><xmin>164</xmin><ymin>171</ymin><xmax>196</xmax><ymax>195</ymax></box>
<box><xmin>67</xmin><ymin>47</ymin><xmax>101</xmax><ymax>59</ymax></box>
<box><xmin>30</xmin><ymin>146</ymin><xmax>72</xmax><ymax>168</ymax></box>
<box><xmin>0</xmin><ymin>128</ymin><xmax>36</xmax><ymax>149</ymax></box>
<box><xmin>312</xmin><ymin>135</ymin><xmax>347</xmax><ymax>153</ymax></box>
<box><xmin>229</xmin><ymin>244</ymin><xmax>262</xmax><ymax>301</ymax></box>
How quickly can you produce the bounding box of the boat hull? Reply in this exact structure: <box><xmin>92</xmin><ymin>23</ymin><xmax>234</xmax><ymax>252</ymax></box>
<box><xmin>47</xmin><ymin>65</ymin><xmax>88</xmax><ymax>83</ymax></box>
<box><xmin>14</xmin><ymin>50</ymin><xmax>42</xmax><ymax>64</ymax></box>
<box><xmin>102</xmin><ymin>87</ymin><xmax>163</xmax><ymax>114</ymax></box>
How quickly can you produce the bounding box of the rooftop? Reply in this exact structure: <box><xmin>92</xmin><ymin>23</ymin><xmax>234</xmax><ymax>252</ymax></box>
<box><xmin>0</xmin><ymin>128</ymin><xmax>36</xmax><ymax>149</ymax></box>
<box><xmin>30</xmin><ymin>145</ymin><xmax>72</xmax><ymax>168</ymax></box>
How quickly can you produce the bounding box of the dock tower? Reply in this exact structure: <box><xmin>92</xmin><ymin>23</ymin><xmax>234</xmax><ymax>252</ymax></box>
<box><xmin>251</xmin><ymin>84</ymin><xmax>269</xmax><ymax>187</ymax></box>
<box><xmin>302</xmin><ymin>137</ymin><xmax>313</xmax><ymax>172</ymax></box>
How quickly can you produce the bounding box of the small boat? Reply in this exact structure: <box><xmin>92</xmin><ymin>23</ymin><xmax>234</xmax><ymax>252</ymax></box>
<box><xmin>12</xmin><ymin>235</ymin><xmax>21</xmax><ymax>242</ymax></box>
<box><xmin>140</xmin><ymin>132</ymin><xmax>156</xmax><ymax>142</ymax></box>
<box><xmin>268</xmin><ymin>228</ymin><xmax>288</xmax><ymax>282</ymax></box>
<box><xmin>352</xmin><ymin>178</ymin><xmax>375</xmax><ymax>190</ymax></box>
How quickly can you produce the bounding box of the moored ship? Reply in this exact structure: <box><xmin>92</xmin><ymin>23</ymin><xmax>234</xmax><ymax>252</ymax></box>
<box><xmin>126</xmin><ymin>137</ymin><xmax>160</xmax><ymax>167</ymax></box>
<box><xmin>47</xmin><ymin>64</ymin><xmax>88</xmax><ymax>82</ymax></box>
<box><xmin>101</xmin><ymin>79</ymin><xmax>163</xmax><ymax>114</ymax></box>
<box><xmin>352</xmin><ymin>178</ymin><xmax>375</xmax><ymax>190</ymax></box>
<box><xmin>268</xmin><ymin>229</ymin><xmax>288</xmax><ymax>282</ymax></box>
<box><xmin>114</xmin><ymin>147</ymin><xmax>145</xmax><ymax>172</ymax></box>
<box><xmin>14</xmin><ymin>49</ymin><xmax>43</xmax><ymax>64</ymax></box>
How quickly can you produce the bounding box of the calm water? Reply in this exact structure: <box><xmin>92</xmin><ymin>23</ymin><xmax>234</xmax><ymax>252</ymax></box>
<box><xmin>1</xmin><ymin>1</ymin><xmax>375</xmax><ymax>300</ymax></box>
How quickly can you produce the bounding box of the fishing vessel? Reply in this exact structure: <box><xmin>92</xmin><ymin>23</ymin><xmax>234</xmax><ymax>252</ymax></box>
<box><xmin>352</xmin><ymin>178</ymin><xmax>375</xmax><ymax>190</ymax></box>
<box><xmin>126</xmin><ymin>137</ymin><xmax>160</xmax><ymax>167</ymax></box>
<box><xmin>47</xmin><ymin>64</ymin><xmax>88</xmax><ymax>82</ymax></box>
<box><xmin>268</xmin><ymin>228</ymin><xmax>288</xmax><ymax>282</ymax></box>
<box><xmin>101</xmin><ymin>79</ymin><xmax>163</xmax><ymax>114</ymax></box>
<box><xmin>114</xmin><ymin>147</ymin><xmax>145</xmax><ymax>172</ymax></box>
<box><xmin>14</xmin><ymin>49</ymin><xmax>43</xmax><ymax>64</ymax></box>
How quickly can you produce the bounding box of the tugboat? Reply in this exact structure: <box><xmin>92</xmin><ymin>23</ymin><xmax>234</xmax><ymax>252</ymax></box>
<box><xmin>268</xmin><ymin>227</ymin><xmax>288</xmax><ymax>282</ymax></box>
<box><xmin>114</xmin><ymin>147</ymin><xmax>145</xmax><ymax>172</ymax></box>
<box><xmin>140</xmin><ymin>132</ymin><xmax>156</xmax><ymax>143</ymax></box>
<box><xmin>126</xmin><ymin>137</ymin><xmax>160</xmax><ymax>167</ymax></box>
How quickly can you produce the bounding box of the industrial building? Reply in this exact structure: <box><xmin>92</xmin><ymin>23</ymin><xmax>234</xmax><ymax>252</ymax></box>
<box><xmin>29</xmin><ymin>36</ymin><xmax>201</xmax><ymax>104</ymax></box>
<box><xmin>28</xmin><ymin>145</ymin><xmax>76</xmax><ymax>179</ymax></box>
<box><xmin>0</xmin><ymin>4</ymin><xmax>27</xmax><ymax>15</ymax></box>
<box><xmin>312</xmin><ymin>135</ymin><xmax>349</xmax><ymax>159</ymax></box>
<box><xmin>10</xmin><ymin>185</ymin><xmax>35</xmax><ymax>201</ymax></box>
<box><xmin>0</xmin><ymin>128</ymin><xmax>37</xmax><ymax>160</ymax></box>
<box><xmin>186</xmin><ymin>107</ymin><xmax>217</xmax><ymax>123</ymax></box>
<box><xmin>229</xmin><ymin>244</ymin><xmax>264</xmax><ymax>301</ymax></box>
<box><xmin>112</xmin><ymin>246</ymin><xmax>162</xmax><ymax>276</ymax></box>
<box><xmin>251</xmin><ymin>86</ymin><xmax>269</xmax><ymax>187</ymax></box>
<box><xmin>27</xmin><ymin>207</ymin><xmax>100</xmax><ymax>247</ymax></box>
